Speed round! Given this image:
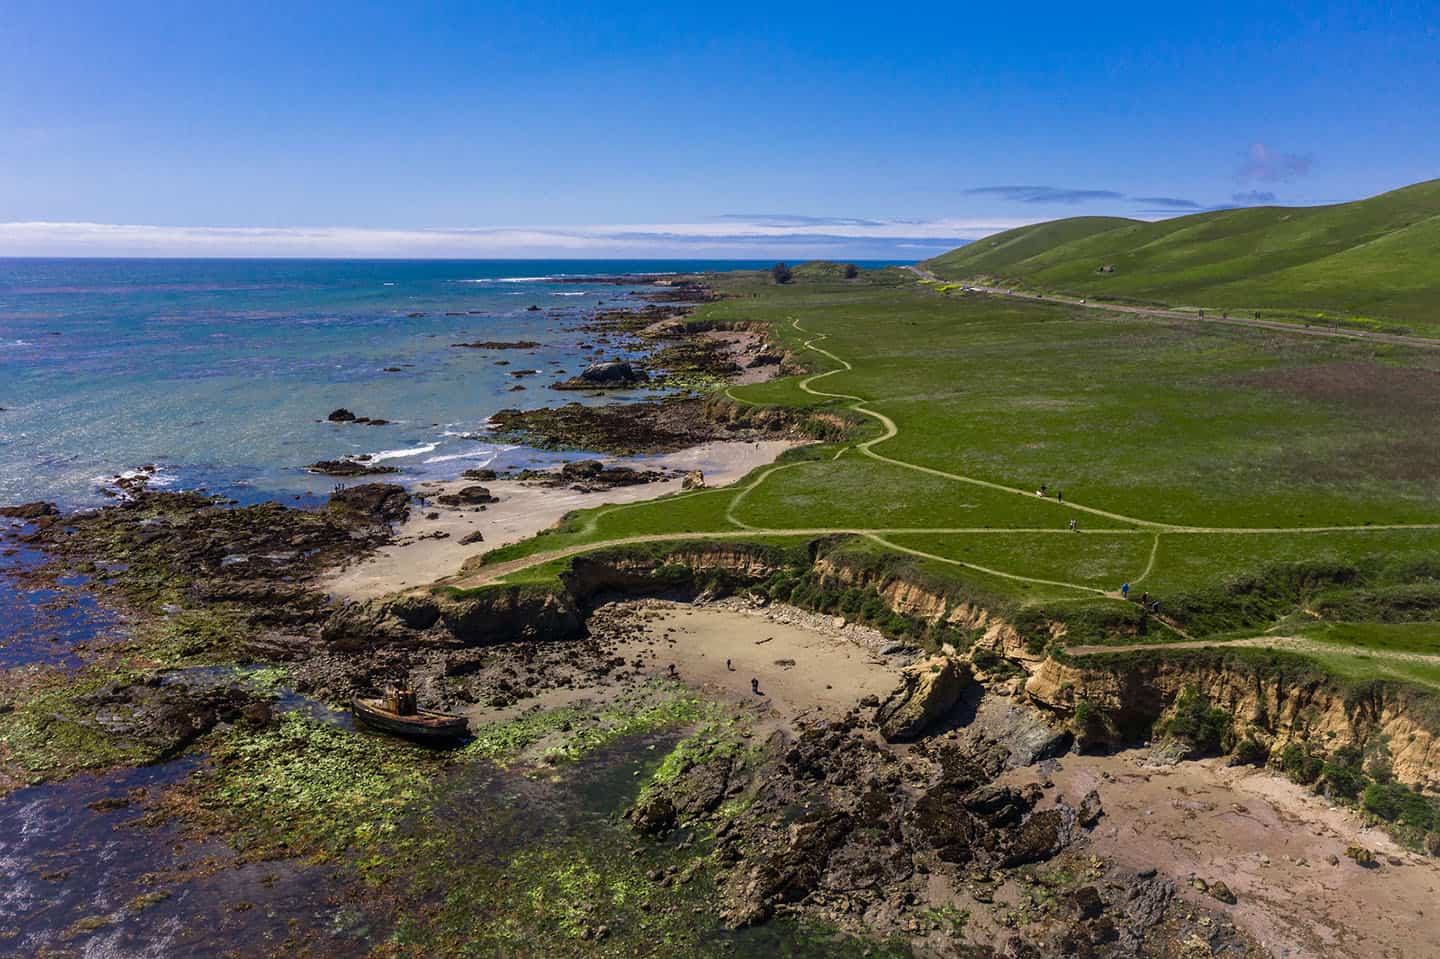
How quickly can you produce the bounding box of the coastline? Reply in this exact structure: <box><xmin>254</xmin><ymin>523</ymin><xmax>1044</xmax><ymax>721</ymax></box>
<box><xmin>318</xmin><ymin>272</ymin><xmax>803</xmax><ymax>600</ymax></box>
<box><xmin>324</xmin><ymin>437</ymin><xmax>801</xmax><ymax>601</ymax></box>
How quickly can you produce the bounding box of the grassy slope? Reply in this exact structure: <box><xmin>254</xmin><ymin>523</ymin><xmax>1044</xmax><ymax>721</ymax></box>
<box><xmin>474</xmin><ymin>267</ymin><xmax>1440</xmax><ymax>685</ymax></box>
<box><xmin>923</xmin><ymin>179</ymin><xmax>1440</xmax><ymax>333</ymax></box>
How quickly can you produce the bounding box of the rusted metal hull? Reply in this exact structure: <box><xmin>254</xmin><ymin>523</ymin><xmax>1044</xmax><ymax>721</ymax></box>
<box><xmin>351</xmin><ymin>697</ymin><xmax>469</xmax><ymax>743</ymax></box>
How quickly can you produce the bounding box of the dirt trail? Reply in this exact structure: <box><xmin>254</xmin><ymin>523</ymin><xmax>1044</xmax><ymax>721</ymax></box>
<box><xmin>906</xmin><ymin>265</ymin><xmax>1440</xmax><ymax>352</ymax></box>
<box><xmin>1066</xmin><ymin>634</ymin><xmax>1440</xmax><ymax>666</ymax></box>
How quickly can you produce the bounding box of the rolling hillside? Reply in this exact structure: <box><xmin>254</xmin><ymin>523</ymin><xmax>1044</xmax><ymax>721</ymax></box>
<box><xmin>925</xmin><ymin>179</ymin><xmax>1440</xmax><ymax>333</ymax></box>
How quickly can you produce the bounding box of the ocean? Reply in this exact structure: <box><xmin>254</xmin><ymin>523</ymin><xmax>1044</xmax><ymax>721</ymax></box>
<box><xmin>0</xmin><ymin>258</ymin><xmax>814</xmax><ymax>509</ymax></box>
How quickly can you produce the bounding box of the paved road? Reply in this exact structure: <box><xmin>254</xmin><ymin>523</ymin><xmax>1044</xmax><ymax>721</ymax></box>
<box><xmin>906</xmin><ymin>266</ymin><xmax>1440</xmax><ymax>351</ymax></box>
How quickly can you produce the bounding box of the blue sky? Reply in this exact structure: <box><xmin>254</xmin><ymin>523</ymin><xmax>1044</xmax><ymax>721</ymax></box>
<box><xmin>1</xmin><ymin>1</ymin><xmax>1436</xmax><ymax>258</ymax></box>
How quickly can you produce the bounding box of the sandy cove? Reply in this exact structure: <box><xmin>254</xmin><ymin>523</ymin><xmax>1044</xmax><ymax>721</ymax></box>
<box><xmin>323</xmin><ymin>438</ymin><xmax>799</xmax><ymax>601</ymax></box>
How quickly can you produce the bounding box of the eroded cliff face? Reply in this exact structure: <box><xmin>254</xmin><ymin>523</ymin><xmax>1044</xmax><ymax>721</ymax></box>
<box><xmin>1025</xmin><ymin>656</ymin><xmax>1440</xmax><ymax>791</ymax></box>
<box><xmin>327</xmin><ymin>542</ymin><xmax>1440</xmax><ymax>789</ymax></box>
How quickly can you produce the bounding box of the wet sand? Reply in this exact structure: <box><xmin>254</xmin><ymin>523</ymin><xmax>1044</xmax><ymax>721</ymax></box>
<box><xmin>458</xmin><ymin>599</ymin><xmax>905</xmax><ymax>733</ymax></box>
<box><xmin>324</xmin><ymin>439</ymin><xmax>799</xmax><ymax>601</ymax></box>
<box><xmin>1004</xmin><ymin>748</ymin><xmax>1440</xmax><ymax>959</ymax></box>
<box><xmin>610</xmin><ymin>600</ymin><xmax>901</xmax><ymax>723</ymax></box>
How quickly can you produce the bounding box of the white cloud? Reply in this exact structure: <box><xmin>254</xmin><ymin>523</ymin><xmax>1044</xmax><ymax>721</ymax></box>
<box><xmin>0</xmin><ymin>216</ymin><xmax>1034</xmax><ymax>259</ymax></box>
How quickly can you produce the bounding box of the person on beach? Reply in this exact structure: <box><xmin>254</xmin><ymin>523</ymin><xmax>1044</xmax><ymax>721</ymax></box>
<box><xmin>751</xmin><ymin>678</ymin><xmax>760</xmax><ymax>695</ymax></box>
<box><xmin>667</xmin><ymin>663</ymin><xmax>677</xmax><ymax>678</ymax></box>
<box><xmin>725</xmin><ymin>658</ymin><xmax>734</xmax><ymax>671</ymax></box>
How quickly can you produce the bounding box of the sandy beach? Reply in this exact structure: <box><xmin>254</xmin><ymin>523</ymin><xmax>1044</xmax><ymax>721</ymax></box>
<box><xmin>324</xmin><ymin>438</ymin><xmax>800</xmax><ymax>601</ymax></box>
<box><xmin>454</xmin><ymin>598</ymin><xmax>907</xmax><ymax>733</ymax></box>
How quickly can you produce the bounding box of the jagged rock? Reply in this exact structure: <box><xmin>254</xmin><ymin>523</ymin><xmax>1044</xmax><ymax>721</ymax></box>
<box><xmin>1207</xmin><ymin>880</ymin><xmax>1237</xmax><ymax>904</ymax></box>
<box><xmin>630</xmin><ymin>792</ymin><xmax>678</xmax><ymax>835</ymax></box>
<box><xmin>1072</xmin><ymin>885</ymin><xmax>1105</xmax><ymax>918</ymax></box>
<box><xmin>305</xmin><ymin>459</ymin><xmax>399</xmax><ymax>477</ymax></box>
<box><xmin>1345</xmin><ymin>844</ymin><xmax>1377</xmax><ymax>867</ymax></box>
<box><xmin>1121</xmin><ymin>873</ymin><xmax>1174</xmax><ymax>935</ymax></box>
<box><xmin>0</xmin><ymin>501</ymin><xmax>59</xmax><ymax>519</ymax></box>
<box><xmin>436</xmin><ymin>485</ymin><xmax>498</xmax><ymax>506</ymax></box>
<box><xmin>874</xmin><ymin>657</ymin><xmax>971</xmax><ymax>742</ymax></box>
<box><xmin>79</xmin><ymin>679</ymin><xmax>257</xmax><ymax>761</ymax></box>
<box><xmin>720</xmin><ymin>810</ymin><xmax>854</xmax><ymax>927</ymax></box>
<box><xmin>1004</xmin><ymin>807</ymin><xmax>1072</xmax><ymax>866</ymax></box>
<box><xmin>963</xmin><ymin>783</ymin><xmax>1035</xmax><ymax>826</ymax></box>
<box><xmin>1078</xmin><ymin>788</ymin><xmax>1104</xmax><ymax>827</ymax></box>
<box><xmin>681</xmin><ymin>470</ymin><xmax>705</xmax><ymax>490</ymax></box>
<box><xmin>328</xmin><ymin>483</ymin><xmax>410</xmax><ymax>524</ymax></box>
<box><xmin>554</xmin><ymin>360</ymin><xmax>650</xmax><ymax>390</ymax></box>
<box><xmin>327</xmin><ymin>408</ymin><xmax>357</xmax><ymax>422</ymax></box>
<box><xmin>451</xmin><ymin>340</ymin><xmax>541</xmax><ymax>349</ymax></box>
<box><xmin>459</xmin><ymin>530</ymin><xmax>485</xmax><ymax>545</ymax></box>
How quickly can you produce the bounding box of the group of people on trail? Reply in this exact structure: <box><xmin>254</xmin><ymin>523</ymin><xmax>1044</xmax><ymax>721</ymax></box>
<box><xmin>1035</xmin><ymin>484</ymin><xmax>1063</xmax><ymax>503</ymax></box>
<box><xmin>1119</xmin><ymin>582</ymin><xmax>1162</xmax><ymax>613</ymax></box>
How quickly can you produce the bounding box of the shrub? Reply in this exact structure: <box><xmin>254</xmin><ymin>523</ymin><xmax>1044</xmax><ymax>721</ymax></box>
<box><xmin>1280</xmin><ymin>743</ymin><xmax>1324</xmax><ymax>785</ymax></box>
<box><xmin>1362</xmin><ymin>781</ymin><xmax>1438</xmax><ymax>831</ymax></box>
<box><xmin>843</xmin><ymin>263</ymin><xmax>859</xmax><ymax>279</ymax></box>
<box><xmin>771</xmin><ymin>262</ymin><xmax>793</xmax><ymax>284</ymax></box>
<box><xmin>1157</xmin><ymin>688</ymin><xmax>1232</xmax><ymax>755</ymax></box>
<box><xmin>1230</xmin><ymin>738</ymin><xmax>1269</xmax><ymax>767</ymax></box>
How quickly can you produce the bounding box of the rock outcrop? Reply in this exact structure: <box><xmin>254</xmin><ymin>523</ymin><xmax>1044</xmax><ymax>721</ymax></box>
<box><xmin>0</xmin><ymin>501</ymin><xmax>60</xmax><ymax>519</ymax></box>
<box><xmin>328</xmin><ymin>483</ymin><xmax>410</xmax><ymax>524</ymax></box>
<box><xmin>553</xmin><ymin>361</ymin><xmax>650</xmax><ymax>390</ymax></box>
<box><xmin>874</xmin><ymin>656</ymin><xmax>971</xmax><ymax>742</ymax></box>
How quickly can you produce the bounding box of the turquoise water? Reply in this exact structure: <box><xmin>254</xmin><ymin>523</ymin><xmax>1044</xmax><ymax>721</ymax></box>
<box><xmin>0</xmin><ymin>258</ymin><xmax>796</xmax><ymax>508</ymax></box>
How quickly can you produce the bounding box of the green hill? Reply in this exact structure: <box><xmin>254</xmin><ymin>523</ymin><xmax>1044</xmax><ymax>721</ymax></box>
<box><xmin>924</xmin><ymin>179</ymin><xmax>1440</xmax><ymax>334</ymax></box>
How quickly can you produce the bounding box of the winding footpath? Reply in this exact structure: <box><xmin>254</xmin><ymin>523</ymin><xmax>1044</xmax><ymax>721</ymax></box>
<box><xmin>435</xmin><ymin>306</ymin><xmax>1440</xmax><ymax>666</ymax></box>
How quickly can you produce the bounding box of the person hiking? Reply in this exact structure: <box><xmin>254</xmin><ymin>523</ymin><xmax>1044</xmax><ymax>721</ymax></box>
<box><xmin>1068</xmin><ymin>518</ymin><xmax>1078</xmax><ymax>532</ymax></box>
<box><xmin>1056</xmin><ymin>490</ymin><xmax>1063</xmax><ymax>503</ymax></box>
<box><xmin>1121</xmin><ymin>582</ymin><xmax>1130</xmax><ymax>599</ymax></box>
<box><xmin>1140</xmin><ymin>591</ymin><xmax>1150</xmax><ymax>606</ymax></box>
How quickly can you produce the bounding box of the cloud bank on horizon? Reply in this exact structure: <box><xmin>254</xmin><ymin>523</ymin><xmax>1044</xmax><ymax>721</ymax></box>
<box><xmin>0</xmin><ymin>216</ymin><xmax>1034</xmax><ymax>260</ymax></box>
<box><xmin>0</xmin><ymin>143</ymin><xmax>1321</xmax><ymax>258</ymax></box>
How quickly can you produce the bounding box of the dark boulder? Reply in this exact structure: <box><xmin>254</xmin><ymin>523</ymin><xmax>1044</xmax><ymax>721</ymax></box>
<box><xmin>328</xmin><ymin>483</ymin><xmax>410</xmax><ymax>524</ymax></box>
<box><xmin>553</xmin><ymin>361</ymin><xmax>650</xmax><ymax>391</ymax></box>
<box><xmin>1003</xmin><ymin>807</ymin><xmax>1072</xmax><ymax>866</ymax></box>
<box><xmin>0</xmin><ymin>501</ymin><xmax>60</xmax><ymax>519</ymax></box>
<box><xmin>436</xmin><ymin>485</ymin><xmax>498</xmax><ymax>507</ymax></box>
<box><xmin>327</xmin><ymin>408</ymin><xmax>357</xmax><ymax>422</ymax></box>
<box><xmin>305</xmin><ymin>460</ymin><xmax>399</xmax><ymax>477</ymax></box>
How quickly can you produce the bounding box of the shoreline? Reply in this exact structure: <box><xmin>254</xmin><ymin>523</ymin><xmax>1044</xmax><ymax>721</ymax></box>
<box><xmin>323</xmin><ymin>437</ymin><xmax>802</xmax><ymax>601</ymax></box>
<box><xmin>320</xmin><ymin>274</ymin><xmax>802</xmax><ymax>600</ymax></box>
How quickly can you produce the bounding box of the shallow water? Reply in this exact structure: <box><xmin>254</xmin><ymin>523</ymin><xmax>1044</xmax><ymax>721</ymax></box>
<box><xmin>0</xmin><ymin>758</ymin><xmax>374</xmax><ymax>959</ymax></box>
<box><xmin>0</xmin><ymin>523</ymin><xmax>119</xmax><ymax>669</ymax></box>
<box><xmin>0</xmin><ymin>258</ymin><xmax>790</xmax><ymax>510</ymax></box>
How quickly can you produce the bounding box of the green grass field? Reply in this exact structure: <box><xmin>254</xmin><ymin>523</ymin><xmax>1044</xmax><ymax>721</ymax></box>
<box><xmin>468</xmin><ymin>263</ymin><xmax>1440</xmax><ymax>689</ymax></box>
<box><xmin>922</xmin><ymin>179</ymin><xmax>1440</xmax><ymax>336</ymax></box>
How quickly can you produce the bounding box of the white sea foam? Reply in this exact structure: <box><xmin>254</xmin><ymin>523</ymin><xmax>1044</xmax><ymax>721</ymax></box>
<box><xmin>3</xmin><ymin>339</ymin><xmax>33</xmax><ymax>349</ymax></box>
<box><xmin>367</xmin><ymin>443</ymin><xmax>438</xmax><ymax>462</ymax></box>
<box><xmin>551</xmin><ymin>291</ymin><xmax>588</xmax><ymax>296</ymax></box>
<box><xmin>423</xmin><ymin>449</ymin><xmax>497</xmax><ymax>465</ymax></box>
